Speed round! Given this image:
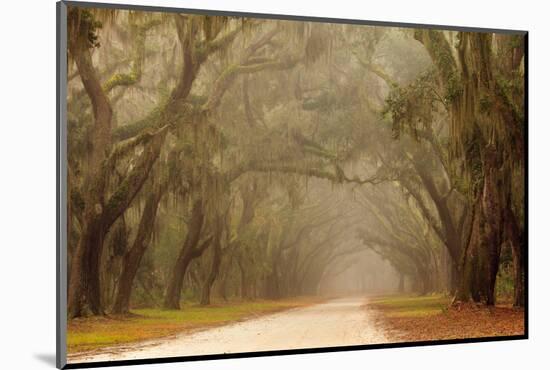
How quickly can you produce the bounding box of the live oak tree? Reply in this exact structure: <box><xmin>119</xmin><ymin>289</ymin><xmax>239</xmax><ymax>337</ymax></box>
<box><xmin>66</xmin><ymin>7</ymin><xmax>525</xmax><ymax>319</ymax></box>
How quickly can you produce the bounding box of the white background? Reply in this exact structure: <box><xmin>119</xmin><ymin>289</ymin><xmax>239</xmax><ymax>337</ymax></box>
<box><xmin>0</xmin><ymin>0</ymin><xmax>547</xmax><ymax>368</ymax></box>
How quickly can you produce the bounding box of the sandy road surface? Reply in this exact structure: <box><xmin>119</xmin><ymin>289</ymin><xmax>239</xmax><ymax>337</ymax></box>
<box><xmin>70</xmin><ymin>297</ymin><xmax>389</xmax><ymax>364</ymax></box>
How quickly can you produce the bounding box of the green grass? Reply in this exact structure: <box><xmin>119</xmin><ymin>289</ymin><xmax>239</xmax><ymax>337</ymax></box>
<box><xmin>68</xmin><ymin>298</ymin><xmax>317</xmax><ymax>354</ymax></box>
<box><xmin>369</xmin><ymin>294</ymin><xmax>451</xmax><ymax>318</ymax></box>
<box><xmin>370</xmin><ymin>294</ymin><xmax>524</xmax><ymax>342</ymax></box>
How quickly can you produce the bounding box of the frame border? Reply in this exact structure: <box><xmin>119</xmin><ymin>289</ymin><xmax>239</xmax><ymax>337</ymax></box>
<box><xmin>56</xmin><ymin>2</ymin><xmax>529</xmax><ymax>369</ymax></box>
<box><xmin>57</xmin><ymin>1</ymin><xmax>68</xmax><ymax>369</ymax></box>
<box><xmin>62</xmin><ymin>0</ymin><xmax>527</xmax><ymax>34</ymax></box>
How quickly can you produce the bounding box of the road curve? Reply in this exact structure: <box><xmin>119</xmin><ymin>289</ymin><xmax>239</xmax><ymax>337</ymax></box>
<box><xmin>70</xmin><ymin>297</ymin><xmax>389</xmax><ymax>364</ymax></box>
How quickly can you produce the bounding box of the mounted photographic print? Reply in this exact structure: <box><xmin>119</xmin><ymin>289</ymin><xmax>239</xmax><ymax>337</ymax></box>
<box><xmin>56</xmin><ymin>1</ymin><xmax>527</xmax><ymax>368</ymax></box>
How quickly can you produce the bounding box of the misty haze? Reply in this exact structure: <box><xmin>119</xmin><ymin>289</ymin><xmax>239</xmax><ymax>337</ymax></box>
<box><xmin>64</xmin><ymin>5</ymin><xmax>526</xmax><ymax>364</ymax></box>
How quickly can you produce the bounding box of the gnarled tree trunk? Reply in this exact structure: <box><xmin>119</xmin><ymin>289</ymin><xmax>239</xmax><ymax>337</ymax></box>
<box><xmin>481</xmin><ymin>145</ymin><xmax>502</xmax><ymax>306</ymax></box>
<box><xmin>112</xmin><ymin>185</ymin><xmax>165</xmax><ymax>314</ymax></box>
<box><xmin>200</xmin><ymin>221</ymin><xmax>223</xmax><ymax>305</ymax></box>
<box><xmin>67</xmin><ymin>9</ymin><xmax>113</xmax><ymax>317</ymax></box>
<box><xmin>505</xmin><ymin>204</ymin><xmax>524</xmax><ymax>307</ymax></box>
<box><xmin>163</xmin><ymin>199</ymin><xmax>211</xmax><ymax>310</ymax></box>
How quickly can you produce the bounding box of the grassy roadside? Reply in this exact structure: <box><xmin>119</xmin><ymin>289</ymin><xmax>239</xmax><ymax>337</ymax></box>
<box><xmin>368</xmin><ymin>294</ymin><xmax>525</xmax><ymax>342</ymax></box>
<box><xmin>68</xmin><ymin>298</ymin><xmax>319</xmax><ymax>355</ymax></box>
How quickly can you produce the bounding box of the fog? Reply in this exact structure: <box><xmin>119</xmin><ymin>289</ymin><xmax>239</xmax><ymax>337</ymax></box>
<box><xmin>66</xmin><ymin>7</ymin><xmax>525</xmax><ymax>318</ymax></box>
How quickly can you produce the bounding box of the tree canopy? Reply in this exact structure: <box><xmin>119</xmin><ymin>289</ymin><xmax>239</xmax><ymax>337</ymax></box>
<box><xmin>66</xmin><ymin>7</ymin><xmax>526</xmax><ymax>319</ymax></box>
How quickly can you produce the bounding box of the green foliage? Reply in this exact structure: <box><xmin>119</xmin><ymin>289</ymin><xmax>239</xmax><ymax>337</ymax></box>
<box><xmin>495</xmin><ymin>262</ymin><xmax>514</xmax><ymax>301</ymax></box>
<box><xmin>112</xmin><ymin>100</ymin><xmax>168</xmax><ymax>141</ymax></box>
<box><xmin>383</xmin><ymin>70</ymin><xmax>438</xmax><ymax>140</ymax></box>
<box><xmin>66</xmin><ymin>8</ymin><xmax>525</xmax><ymax>326</ymax></box>
<box><xmin>70</xmin><ymin>187</ymin><xmax>85</xmax><ymax>214</ymax></box>
<box><xmin>370</xmin><ymin>294</ymin><xmax>450</xmax><ymax>318</ymax></box>
<box><xmin>70</xmin><ymin>9</ymin><xmax>103</xmax><ymax>48</ymax></box>
<box><xmin>461</xmin><ymin>124</ymin><xmax>484</xmax><ymax>195</ymax></box>
<box><xmin>479</xmin><ymin>93</ymin><xmax>492</xmax><ymax>114</ymax></box>
<box><xmin>68</xmin><ymin>299</ymin><xmax>310</xmax><ymax>353</ymax></box>
<box><xmin>422</xmin><ymin>29</ymin><xmax>456</xmax><ymax>84</ymax></box>
<box><xmin>444</xmin><ymin>71</ymin><xmax>462</xmax><ymax>103</ymax></box>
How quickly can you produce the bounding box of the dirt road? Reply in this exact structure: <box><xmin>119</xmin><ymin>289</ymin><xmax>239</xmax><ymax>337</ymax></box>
<box><xmin>70</xmin><ymin>297</ymin><xmax>389</xmax><ymax>364</ymax></box>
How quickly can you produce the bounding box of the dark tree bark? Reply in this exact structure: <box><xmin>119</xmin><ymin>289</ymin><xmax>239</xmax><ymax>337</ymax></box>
<box><xmin>200</xmin><ymin>220</ymin><xmax>223</xmax><ymax>305</ymax></box>
<box><xmin>83</xmin><ymin>129</ymin><xmax>166</xmax><ymax>316</ymax></box>
<box><xmin>454</xmin><ymin>197</ymin><xmax>491</xmax><ymax>304</ymax></box>
<box><xmin>410</xmin><ymin>160</ymin><xmax>463</xmax><ymax>292</ymax></box>
<box><xmin>163</xmin><ymin>199</ymin><xmax>211</xmax><ymax>310</ymax></box>
<box><xmin>511</xmin><ymin>237</ymin><xmax>525</xmax><ymax>308</ymax></box>
<box><xmin>415</xmin><ymin>30</ymin><xmax>524</xmax><ymax>307</ymax></box>
<box><xmin>103</xmin><ymin>217</ymin><xmax>129</xmax><ymax>308</ymax></box>
<box><xmin>505</xmin><ymin>204</ymin><xmax>524</xmax><ymax>307</ymax></box>
<box><xmin>67</xmin><ymin>9</ymin><xmax>113</xmax><ymax>317</ymax></box>
<box><xmin>481</xmin><ymin>145</ymin><xmax>502</xmax><ymax>306</ymax></box>
<box><xmin>111</xmin><ymin>184</ymin><xmax>165</xmax><ymax>314</ymax></box>
<box><xmin>67</xmin><ymin>10</ymin><xmax>170</xmax><ymax>317</ymax></box>
<box><xmin>71</xmin><ymin>14</ymin><xmax>216</xmax><ymax>317</ymax></box>
<box><xmin>455</xmin><ymin>199</ymin><xmax>480</xmax><ymax>303</ymax></box>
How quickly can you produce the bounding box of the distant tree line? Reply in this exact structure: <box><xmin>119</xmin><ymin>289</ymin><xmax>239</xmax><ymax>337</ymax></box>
<box><xmin>66</xmin><ymin>7</ymin><xmax>525</xmax><ymax>318</ymax></box>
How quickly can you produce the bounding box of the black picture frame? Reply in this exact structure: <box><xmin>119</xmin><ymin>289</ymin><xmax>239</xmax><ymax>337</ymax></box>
<box><xmin>57</xmin><ymin>2</ymin><xmax>528</xmax><ymax>368</ymax></box>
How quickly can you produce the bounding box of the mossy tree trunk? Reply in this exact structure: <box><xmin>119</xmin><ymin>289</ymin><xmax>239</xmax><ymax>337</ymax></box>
<box><xmin>505</xmin><ymin>202</ymin><xmax>524</xmax><ymax>307</ymax></box>
<box><xmin>415</xmin><ymin>30</ymin><xmax>524</xmax><ymax>306</ymax></box>
<box><xmin>200</xmin><ymin>217</ymin><xmax>223</xmax><ymax>305</ymax></box>
<box><xmin>112</xmin><ymin>183</ymin><xmax>166</xmax><ymax>314</ymax></box>
<box><xmin>411</xmin><ymin>159</ymin><xmax>464</xmax><ymax>292</ymax></box>
<box><xmin>480</xmin><ymin>145</ymin><xmax>502</xmax><ymax>305</ymax></box>
<box><xmin>163</xmin><ymin>199</ymin><xmax>211</xmax><ymax>310</ymax></box>
<box><xmin>67</xmin><ymin>9</ymin><xmax>113</xmax><ymax>317</ymax></box>
<box><xmin>67</xmin><ymin>12</ymin><xmax>239</xmax><ymax>317</ymax></box>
